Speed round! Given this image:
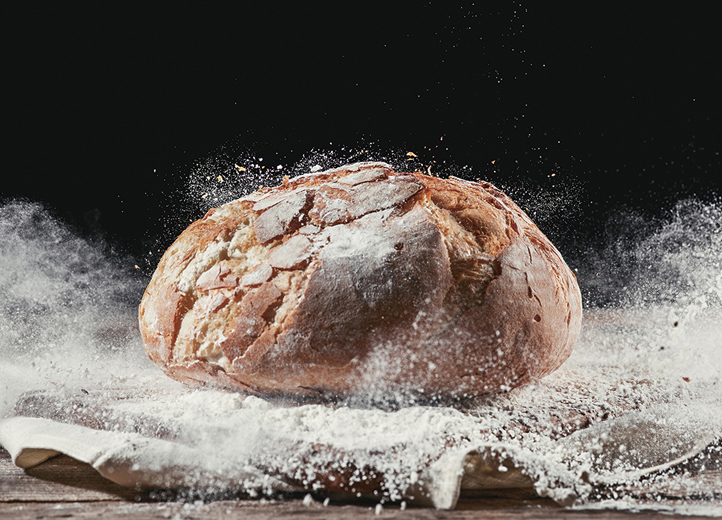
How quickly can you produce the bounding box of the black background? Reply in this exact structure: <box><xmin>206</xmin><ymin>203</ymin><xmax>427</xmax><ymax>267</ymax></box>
<box><xmin>4</xmin><ymin>2</ymin><xmax>721</xmax><ymax>275</ymax></box>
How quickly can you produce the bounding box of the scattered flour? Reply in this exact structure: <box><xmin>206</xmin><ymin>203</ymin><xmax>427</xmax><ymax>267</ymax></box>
<box><xmin>1</xmin><ymin>179</ymin><xmax>721</xmax><ymax>513</ymax></box>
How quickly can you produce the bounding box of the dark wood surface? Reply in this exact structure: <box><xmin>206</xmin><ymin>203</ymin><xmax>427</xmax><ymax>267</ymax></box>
<box><xmin>3</xmin><ymin>447</ymin><xmax>722</xmax><ymax>519</ymax></box>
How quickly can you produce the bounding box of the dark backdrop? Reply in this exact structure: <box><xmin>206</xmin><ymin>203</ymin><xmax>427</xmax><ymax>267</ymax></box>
<box><xmin>4</xmin><ymin>2</ymin><xmax>721</xmax><ymax>277</ymax></box>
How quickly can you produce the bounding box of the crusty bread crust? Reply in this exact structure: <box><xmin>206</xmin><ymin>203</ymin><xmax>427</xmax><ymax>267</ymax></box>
<box><xmin>139</xmin><ymin>162</ymin><xmax>582</xmax><ymax>398</ymax></box>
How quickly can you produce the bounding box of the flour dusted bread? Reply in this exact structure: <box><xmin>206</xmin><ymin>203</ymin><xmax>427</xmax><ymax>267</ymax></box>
<box><xmin>139</xmin><ymin>162</ymin><xmax>582</xmax><ymax>398</ymax></box>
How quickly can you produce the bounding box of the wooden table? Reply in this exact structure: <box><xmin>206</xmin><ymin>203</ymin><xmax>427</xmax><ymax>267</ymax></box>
<box><xmin>3</xmin><ymin>447</ymin><xmax>721</xmax><ymax>519</ymax></box>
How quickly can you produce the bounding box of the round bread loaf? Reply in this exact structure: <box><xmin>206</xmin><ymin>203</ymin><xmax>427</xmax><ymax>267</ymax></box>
<box><xmin>139</xmin><ymin>162</ymin><xmax>582</xmax><ymax>399</ymax></box>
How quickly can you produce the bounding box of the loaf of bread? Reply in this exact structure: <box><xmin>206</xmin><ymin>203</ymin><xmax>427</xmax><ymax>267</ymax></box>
<box><xmin>139</xmin><ymin>162</ymin><xmax>582</xmax><ymax>399</ymax></box>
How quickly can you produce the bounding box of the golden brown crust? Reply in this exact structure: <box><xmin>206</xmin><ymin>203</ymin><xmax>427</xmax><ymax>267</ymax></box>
<box><xmin>138</xmin><ymin>162</ymin><xmax>582</xmax><ymax>398</ymax></box>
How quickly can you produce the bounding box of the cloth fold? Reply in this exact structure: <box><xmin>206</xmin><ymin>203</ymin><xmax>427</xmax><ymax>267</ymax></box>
<box><xmin>0</xmin><ymin>417</ymin><xmax>299</xmax><ymax>494</ymax></box>
<box><xmin>2</xmin><ymin>397</ymin><xmax>718</xmax><ymax>510</ymax></box>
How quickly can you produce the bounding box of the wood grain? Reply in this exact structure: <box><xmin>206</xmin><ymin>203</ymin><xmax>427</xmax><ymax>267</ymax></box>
<box><xmin>0</xmin><ymin>499</ymin><xmax>713</xmax><ymax>520</ymax></box>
